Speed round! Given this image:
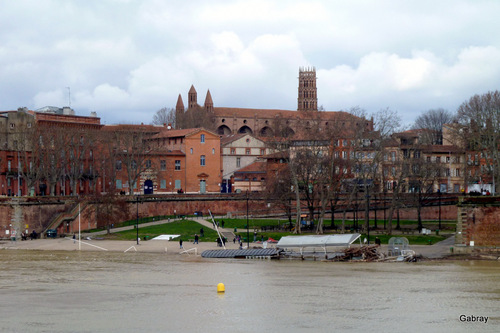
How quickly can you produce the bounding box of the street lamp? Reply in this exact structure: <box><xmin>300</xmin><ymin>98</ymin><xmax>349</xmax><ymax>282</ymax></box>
<box><xmin>246</xmin><ymin>191</ymin><xmax>249</xmax><ymax>249</ymax></box>
<box><xmin>365</xmin><ymin>192</ymin><xmax>370</xmax><ymax>245</ymax></box>
<box><xmin>136</xmin><ymin>195</ymin><xmax>139</xmax><ymax>245</ymax></box>
<box><xmin>437</xmin><ymin>189</ymin><xmax>441</xmax><ymax>230</ymax></box>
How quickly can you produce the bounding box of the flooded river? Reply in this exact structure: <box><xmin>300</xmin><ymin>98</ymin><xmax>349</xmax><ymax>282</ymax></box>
<box><xmin>0</xmin><ymin>250</ymin><xmax>499</xmax><ymax>332</ymax></box>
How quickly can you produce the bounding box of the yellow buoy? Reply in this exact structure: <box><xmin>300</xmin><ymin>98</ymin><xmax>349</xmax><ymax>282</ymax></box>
<box><xmin>217</xmin><ymin>283</ymin><xmax>225</xmax><ymax>293</ymax></box>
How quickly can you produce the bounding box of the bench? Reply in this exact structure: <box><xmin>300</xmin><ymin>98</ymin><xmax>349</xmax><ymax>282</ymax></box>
<box><xmin>401</xmin><ymin>228</ymin><xmax>415</xmax><ymax>235</ymax></box>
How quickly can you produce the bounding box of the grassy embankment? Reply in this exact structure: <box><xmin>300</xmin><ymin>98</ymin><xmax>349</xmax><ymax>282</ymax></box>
<box><xmin>100</xmin><ymin>216</ymin><xmax>453</xmax><ymax>245</ymax></box>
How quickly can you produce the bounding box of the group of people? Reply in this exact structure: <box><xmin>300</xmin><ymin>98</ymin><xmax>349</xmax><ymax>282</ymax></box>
<box><xmin>20</xmin><ymin>230</ymin><xmax>38</xmax><ymax>241</ymax></box>
<box><xmin>179</xmin><ymin>229</ymin><xmax>204</xmax><ymax>249</ymax></box>
<box><xmin>216</xmin><ymin>237</ymin><xmax>227</xmax><ymax>247</ymax></box>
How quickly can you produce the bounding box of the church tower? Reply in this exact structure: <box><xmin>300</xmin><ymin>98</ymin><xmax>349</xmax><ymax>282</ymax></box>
<box><xmin>176</xmin><ymin>94</ymin><xmax>185</xmax><ymax>114</ymax></box>
<box><xmin>297</xmin><ymin>67</ymin><xmax>317</xmax><ymax>112</ymax></box>
<box><xmin>204</xmin><ymin>89</ymin><xmax>214</xmax><ymax>113</ymax></box>
<box><xmin>188</xmin><ymin>85</ymin><xmax>198</xmax><ymax>109</ymax></box>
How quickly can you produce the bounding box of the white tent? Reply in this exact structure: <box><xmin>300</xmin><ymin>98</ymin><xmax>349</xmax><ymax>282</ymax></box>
<box><xmin>276</xmin><ymin>234</ymin><xmax>361</xmax><ymax>255</ymax></box>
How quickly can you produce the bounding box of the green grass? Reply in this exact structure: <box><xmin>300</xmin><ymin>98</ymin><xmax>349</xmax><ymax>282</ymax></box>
<box><xmin>213</xmin><ymin>218</ymin><xmax>291</xmax><ymax>230</ymax></box>
<box><xmin>101</xmin><ymin>220</ymin><xmax>220</xmax><ymax>242</ymax></box>
<box><xmin>100</xmin><ymin>217</ymin><xmax>451</xmax><ymax>246</ymax></box>
<box><xmin>215</xmin><ymin>217</ymin><xmax>456</xmax><ymax>230</ymax></box>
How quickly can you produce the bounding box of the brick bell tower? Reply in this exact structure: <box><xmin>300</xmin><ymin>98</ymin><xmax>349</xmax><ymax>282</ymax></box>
<box><xmin>297</xmin><ymin>67</ymin><xmax>318</xmax><ymax>112</ymax></box>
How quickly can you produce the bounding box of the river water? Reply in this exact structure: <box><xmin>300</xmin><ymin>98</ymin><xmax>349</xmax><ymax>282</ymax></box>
<box><xmin>0</xmin><ymin>250</ymin><xmax>498</xmax><ymax>333</ymax></box>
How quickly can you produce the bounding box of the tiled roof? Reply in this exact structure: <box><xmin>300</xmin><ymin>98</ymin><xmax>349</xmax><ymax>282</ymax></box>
<box><xmin>102</xmin><ymin>124</ymin><xmax>161</xmax><ymax>132</ymax></box>
<box><xmin>150</xmin><ymin>127</ymin><xmax>219</xmax><ymax>139</ymax></box>
<box><xmin>213</xmin><ymin>107</ymin><xmax>359</xmax><ymax>121</ymax></box>
<box><xmin>219</xmin><ymin>133</ymin><xmax>265</xmax><ymax>145</ymax></box>
<box><xmin>234</xmin><ymin>161</ymin><xmax>267</xmax><ymax>174</ymax></box>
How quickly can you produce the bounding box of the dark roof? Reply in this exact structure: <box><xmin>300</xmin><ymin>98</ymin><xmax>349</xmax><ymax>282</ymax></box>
<box><xmin>201</xmin><ymin>248</ymin><xmax>279</xmax><ymax>258</ymax></box>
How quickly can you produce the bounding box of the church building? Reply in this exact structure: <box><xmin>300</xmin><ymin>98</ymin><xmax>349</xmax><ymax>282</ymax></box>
<box><xmin>175</xmin><ymin>67</ymin><xmax>374</xmax><ymax>137</ymax></box>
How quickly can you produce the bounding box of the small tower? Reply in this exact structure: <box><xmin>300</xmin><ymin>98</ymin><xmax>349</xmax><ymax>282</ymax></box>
<box><xmin>175</xmin><ymin>94</ymin><xmax>185</xmax><ymax>128</ymax></box>
<box><xmin>176</xmin><ymin>94</ymin><xmax>185</xmax><ymax>114</ymax></box>
<box><xmin>188</xmin><ymin>85</ymin><xmax>198</xmax><ymax>109</ymax></box>
<box><xmin>204</xmin><ymin>89</ymin><xmax>214</xmax><ymax>113</ymax></box>
<box><xmin>297</xmin><ymin>67</ymin><xmax>318</xmax><ymax>112</ymax></box>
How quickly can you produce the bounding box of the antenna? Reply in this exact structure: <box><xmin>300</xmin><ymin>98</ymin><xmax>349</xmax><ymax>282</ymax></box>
<box><xmin>66</xmin><ymin>87</ymin><xmax>71</xmax><ymax>107</ymax></box>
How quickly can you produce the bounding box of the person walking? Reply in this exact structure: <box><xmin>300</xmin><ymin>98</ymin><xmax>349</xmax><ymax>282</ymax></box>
<box><xmin>73</xmin><ymin>234</ymin><xmax>76</xmax><ymax>244</ymax></box>
<box><xmin>179</xmin><ymin>239</ymin><xmax>183</xmax><ymax>249</ymax></box>
<box><xmin>194</xmin><ymin>234</ymin><xmax>199</xmax><ymax>244</ymax></box>
<box><xmin>200</xmin><ymin>228</ymin><xmax>204</xmax><ymax>237</ymax></box>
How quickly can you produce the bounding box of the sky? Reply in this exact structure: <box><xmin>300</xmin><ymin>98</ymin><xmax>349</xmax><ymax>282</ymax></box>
<box><xmin>1</xmin><ymin>0</ymin><xmax>500</xmax><ymax>126</ymax></box>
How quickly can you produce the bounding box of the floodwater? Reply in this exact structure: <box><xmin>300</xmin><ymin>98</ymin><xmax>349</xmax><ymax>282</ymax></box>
<box><xmin>0</xmin><ymin>251</ymin><xmax>499</xmax><ymax>333</ymax></box>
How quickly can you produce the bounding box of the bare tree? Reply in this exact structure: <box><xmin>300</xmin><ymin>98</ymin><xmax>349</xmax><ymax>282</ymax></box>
<box><xmin>456</xmin><ymin>91</ymin><xmax>500</xmax><ymax>194</ymax></box>
<box><xmin>13</xmin><ymin>122</ymin><xmax>40</xmax><ymax>196</ymax></box>
<box><xmin>151</xmin><ymin>107</ymin><xmax>176</xmax><ymax>126</ymax></box>
<box><xmin>176</xmin><ymin>106</ymin><xmax>216</xmax><ymax>130</ymax></box>
<box><xmin>108</xmin><ymin>127</ymin><xmax>159</xmax><ymax>196</ymax></box>
<box><xmin>412</xmin><ymin>108</ymin><xmax>455</xmax><ymax>144</ymax></box>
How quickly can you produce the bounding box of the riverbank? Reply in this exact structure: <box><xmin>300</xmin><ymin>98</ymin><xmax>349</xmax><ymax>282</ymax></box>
<box><xmin>0</xmin><ymin>235</ymin><xmax>461</xmax><ymax>260</ymax></box>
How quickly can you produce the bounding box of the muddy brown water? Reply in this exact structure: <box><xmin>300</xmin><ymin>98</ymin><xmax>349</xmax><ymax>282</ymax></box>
<box><xmin>1</xmin><ymin>250</ymin><xmax>499</xmax><ymax>332</ymax></box>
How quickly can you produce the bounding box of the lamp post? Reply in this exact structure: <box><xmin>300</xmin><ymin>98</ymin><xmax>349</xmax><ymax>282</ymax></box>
<box><xmin>438</xmin><ymin>189</ymin><xmax>441</xmax><ymax>230</ymax></box>
<box><xmin>365</xmin><ymin>191</ymin><xmax>370</xmax><ymax>245</ymax></box>
<box><xmin>136</xmin><ymin>196</ymin><xmax>139</xmax><ymax>245</ymax></box>
<box><xmin>246</xmin><ymin>191</ymin><xmax>249</xmax><ymax>249</ymax></box>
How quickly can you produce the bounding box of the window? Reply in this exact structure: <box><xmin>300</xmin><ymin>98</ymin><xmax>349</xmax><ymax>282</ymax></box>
<box><xmin>175</xmin><ymin>160</ymin><xmax>181</xmax><ymax>170</ymax></box>
<box><xmin>246</xmin><ymin>148</ymin><xmax>250</xmax><ymax>155</ymax></box>
<box><xmin>343</xmin><ymin>139</ymin><xmax>348</xmax><ymax>147</ymax></box>
<box><xmin>200</xmin><ymin>155</ymin><xmax>205</xmax><ymax>166</ymax></box>
<box><xmin>342</xmin><ymin>151</ymin><xmax>348</xmax><ymax>159</ymax></box>
<box><xmin>230</xmin><ymin>148</ymin><xmax>235</xmax><ymax>155</ymax></box>
<box><xmin>160</xmin><ymin>179</ymin><xmax>167</xmax><ymax>189</ymax></box>
<box><xmin>161</xmin><ymin>160</ymin><xmax>166</xmax><ymax>171</ymax></box>
<box><xmin>390</xmin><ymin>151</ymin><xmax>396</xmax><ymax>162</ymax></box>
<box><xmin>145</xmin><ymin>160</ymin><xmax>151</xmax><ymax>168</ymax></box>
<box><xmin>190</xmin><ymin>148</ymin><xmax>193</xmax><ymax>154</ymax></box>
<box><xmin>212</xmin><ymin>148</ymin><xmax>215</xmax><ymax>154</ymax></box>
<box><xmin>436</xmin><ymin>157</ymin><xmax>441</xmax><ymax>163</ymax></box>
<box><xmin>175</xmin><ymin>180</ymin><xmax>181</xmax><ymax>189</ymax></box>
<box><xmin>236</xmin><ymin>157</ymin><xmax>241</xmax><ymax>168</ymax></box>
<box><xmin>455</xmin><ymin>168</ymin><xmax>460</xmax><ymax>177</ymax></box>
<box><xmin>200</xmin><ymin>134</ymin><xmax>205</xmax><ymax>143</ymax></box>
<box><xmin>260</xmin><ymin>148</ymin><xmax>265</xmax><ymax>155</ymax></box>
<box><xmin>116</xmin><ymin>179</ymin><xmax>122</xmax><ymax>189</ymax></box>
<box><xmin>116</xmin><ymin>160</ymin><xmax>122</xmax><ymax>171</ymax></box>
<box><xmin>131</xmin><ymin>160</ymin><xmax>137</xmax><ymax>170</ymax></box>
<box><xmin>7</xmin><ymin>160</ymin><xmax>11</xmax><ymax>171</ymax></box>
